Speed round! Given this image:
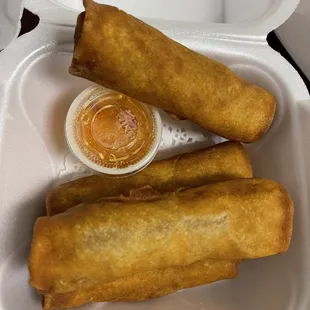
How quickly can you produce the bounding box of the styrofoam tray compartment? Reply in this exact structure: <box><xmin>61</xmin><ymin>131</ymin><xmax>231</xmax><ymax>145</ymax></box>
<box><xmin>1</xmin><ymin>0</ymin><xmax>310</xmax><ymax>310</ymax></box>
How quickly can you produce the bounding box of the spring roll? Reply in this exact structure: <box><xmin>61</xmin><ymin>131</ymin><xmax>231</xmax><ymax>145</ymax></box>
<box><xmin>43</xmin><ymin>259</ymin><xmax>238</xmax><ymax>309</ymax></box>
<box><xmin>46</xmin><ymin>141</ymin><xmax>253</xmax><ymax>215</ymax></box>
<box><xmin>69</xmin><ymin>0</ymin><xmax>276</xmax><ymax>142</ymax></box>
<box><xmin>43</xmin><ymin>187</ymin><xmax>239</xmax><ymax>308</ymax></box>
<box><xmin>29</xmin><ymin>178</ymin><xmax>293</xmax><ymax>294</ymax></box>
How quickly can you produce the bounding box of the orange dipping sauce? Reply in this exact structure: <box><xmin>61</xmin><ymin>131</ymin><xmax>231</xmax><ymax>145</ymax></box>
<box><xmin>72</xmin><ymin>88</ymin><xmax>157</xmax><ymax>170</ymax></box>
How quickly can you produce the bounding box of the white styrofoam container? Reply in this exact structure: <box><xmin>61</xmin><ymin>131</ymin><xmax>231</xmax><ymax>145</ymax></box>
<box><xmin>0</xmin><ymin>1</ymin><xmax>310</xmax><ymax>310</ymax></box>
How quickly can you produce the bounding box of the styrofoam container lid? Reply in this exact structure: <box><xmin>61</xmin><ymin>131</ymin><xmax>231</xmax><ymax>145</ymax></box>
<box><xmin>0</xmin><ymin>0</ymin><xmax>24</xmax><ymax>50</ymax></box>
<box><xmin>25</xmin><ymin>0</ymin><xmax>300</xmax><ymax>38</ymax></box>
<box><xmin>276</xmin><ymin>0</ymin><xmax>310</xmax><ymax>81</ymax></box>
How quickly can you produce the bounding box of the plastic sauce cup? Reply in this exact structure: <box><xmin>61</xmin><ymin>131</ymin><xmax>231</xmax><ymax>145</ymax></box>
<box><xmin>65</xmin><ymin>86</ymin><xmax>162</xmax><ymax>177</ymax></box>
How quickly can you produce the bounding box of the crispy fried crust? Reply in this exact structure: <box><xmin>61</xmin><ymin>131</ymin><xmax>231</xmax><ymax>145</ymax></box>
<box><xmin>69</xmin><ymin>0</ymin><xmax>276</xmax><ymax>142</ymax></box>
<box><xmin>43</xmin><ymin>259</ymin><xmax>238</xmax><ymax>309</ymax></box>
<box><xmin>46</xmin><ymin>141</ymin><xmax>253</xmax><ymax>215</ymax></box>
<box><xmin>29</xmin><ymin>178</ymin><xmax>293</xmax><ymax>294</ymax></box>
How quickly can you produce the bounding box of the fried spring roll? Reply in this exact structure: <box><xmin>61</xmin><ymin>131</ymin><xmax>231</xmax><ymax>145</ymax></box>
<box><xmin>43</xmin><ymin>259</ymin><xmax>238</xmax><ymax>309</ymax></box>
<box><xmin>69</xmin><ymin>0</ymin><xmax>276</xmax><ymax>142</ymax></box>
<box><xmin>29</xmin><ymin>178</ymin><xmax>293</xmax><ymax>294</ymax></box>
<box><xmin>43</xmin><ymin>187</ymin><xmax>238</xmax><ymax>308</ymax></box>
<box><xmin>46</xmin><ymin>141</ymin><xmax>253</xmax><ymax>215</ymax></box>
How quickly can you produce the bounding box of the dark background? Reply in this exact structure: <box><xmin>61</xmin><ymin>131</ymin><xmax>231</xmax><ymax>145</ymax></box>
<box><xmin>19</xmin><ymin>9</ymin><xmax>310</xmax><ymax>94</ymax></box>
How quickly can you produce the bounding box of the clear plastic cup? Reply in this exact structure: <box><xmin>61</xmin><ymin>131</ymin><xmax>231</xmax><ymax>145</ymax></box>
<box><xmin>65</xmin><ymin>86</ymin><xmax>162</xmax><ymax>177</ymax></box>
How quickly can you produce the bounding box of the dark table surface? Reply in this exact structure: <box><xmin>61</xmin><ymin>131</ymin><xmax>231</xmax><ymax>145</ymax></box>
<box><xmin>18</xmin><ymin>9</ymin><xmax>310</xmax><ymax>94</ymax></box>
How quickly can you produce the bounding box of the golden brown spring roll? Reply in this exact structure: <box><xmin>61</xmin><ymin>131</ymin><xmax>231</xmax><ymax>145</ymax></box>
<box><xmin>69</xmin><ymin>0</ymin><xmax>276</xmax><ymax>142</ymax></box>
<box><xmin>43</xmin><ymin>259</ymin><xmax>238</xmax><ymax>309</ymax></box>
<box><xmin>29</xmin><ymin>178</ymin><xmax>293</xmax><ymax>294</ymax></box>
<box><xmin>46</xmin><ymin>141</ymin><xmax>253</xmax><ymax>215</ymax></box>
<box><xmin>43</xmin><ymin>187</ymin><xmax>238</xmax><ymax>308</ymax></box>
